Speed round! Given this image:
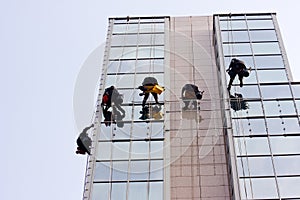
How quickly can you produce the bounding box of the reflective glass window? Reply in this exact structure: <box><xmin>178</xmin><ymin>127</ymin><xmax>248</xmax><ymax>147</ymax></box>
<box><xmin>99</xmin><ymin>125</ymin><xmax>112</xmax><ymax>141</ymax></box>
<box><xmin>267</xmin><ymin>117</ymin><xmax>300</xmax><ymax>134</ymax></box>
<box><xmin>237</xmin><ymin>157</ymin><xmax>274</xmax><ymax>177</ymax></box>
<box><xmin>113</xmin><ymin>123</ymin><xmax>131</xmax><ymax>139</ymax></box>
<box><xmin>92</xmin><ymin>183</ymin><xmax>109</xmax><ymax>200</ymax></box>
<box><xmin>263</xmin><ymin>100</ymin><xmax>296</xmax><ymax>116</ymax></box>
<box><xmin>149</xmin><ymin>182</ymin><xmax>163</xmax><ymax>200</ymax></box>
<box><xmin>278</xmin><ymin>177</ymin><xmax>300</xmax><ymax>198</ymax></box>
<box><xmin>219</xmin><ymin>20</ymin><xmax>247</xmax><ymax>30</ymax></box>
<box><xmin>249</xmin><ymin>30</ymin><xmax>277</xmax><ymax>41</ymax></box>
<box><xmin>221</xmin><ymin>31</ymin><xmax>249</xmax><ymax>43</ymax></box>
<box><xmin>127</xmin><ymin>24</ymin><xmax>139</xmax><ymax>33</ymax></box>
<box><xmin>137</xmin><ymin>46</ymin><xmax>164</xmax><ymax>58</ymax></box>
<box><xmin>150</xmin><ymin>141</ymin><xmax>164</xmax><ymax>159</ymax></box>
<box><xmin>291</xmin><ymin>85</ymin><xmax>300</xmax><ymax>98</ymax></box>
<box><xmin>252</xmin><ymin>42</ymin><xmax>281</xmax><ymax>55</ymax></box>
<box><xmin>240</xmin><ymin>178</ymin><xmax>278</xmax><ymax>199</ymax></box>
<box><xmin>231</xmin><ymin>101</ymin><xmax>263</xmax><ymax>117</ymax></box>
<box><xmin>105</xmin><ymin>74</ymin><xmax>135</xmax><ymax>88</ymax></box>
<box><xmin>112</xmin><ymin>161</ymin><xmax>129</xmax><ymax>180</ymax></box>
<box><xmin>107</xmin><ymin>61</ymin><xmax>120</xmax><ymax>73</ymax></box>
<box><xmin>136</xmin><ymin>59</ymin><xmax>164</xmax><ymax>73</ymax></box>
<box><xmin>131</xmin><ymin>141</ymin><xmax>149</xmax><ymax>159</ymax></box>
<box><xmin>111</xmin><ymin>183</ymin><xmax>127</xmax><ymax>200</ymax></box>
<box><xmin>254</xmin><ymin>55</ymin><xmax>285</xmax><ymax>69</ymax></box>
<box><xmin>223</xmin><ymin>43</ymin><xmax>252</xmax><ymax>55</ymax></box>
<box><xmin>135</xmin><ymin>74</ymin><xmax>164</xmax><ymax>88</ymax></box>
<box><xmin>111</xmin><ymin>34</ymin><xmax>125</xmax><ymax>46</ymax></box>
<box><xmin>232</xmin><ymin>85</ymin><xmax>260</xmax><ymax>99</ymax></box>
<box><xmin>128</xmin><ymin>182</ymin><xmax>147</xmax><ymax>200</ymax></box>
<box><xmin>234</xmin><ymin>137</ymin><xmax>270</xmax><ymax>156</ymax></box>
<box><xmin>113</xmin><ymin>24</ymin><xmax>127</xmax><ymax>34</ymax></box>
<box><xmin>270</xmin><ymin>136</ymin><xmax>300</xmax><ymax>154</ymax></box>
<box><xmin>138</xmin><ymin>34</ymin><xmax>164</xmax><ymax>45</ymax></box>
<box><xmin>94</xmin><ymin>162</ymin><xmax>111</xmax><ymax>181</ymax></box>
<box><xmin>247</xmin><ymin>20</ymin><xmax>274</xmax><ymax>29</ymax></box>
<box><xmin>219</xmin><ymin>16</ymin><xmax>245</xmax><ymax>20</ymax></box>
<box><xmin>274</xmin><ymin>156</ymin><xmax>300</xmax><ymax>176</ymax></box>
<box><xmin>129</xmin><ymin>160</ymin><xmax>149</xmax><ymax>180</ymax></box>
<box><xmin>97</xmin><ymin>142</ymin><xmax>111</xmax><ymax>160</ymax></box>
<box><xmin>261</xmin><ymin>72</ymin><xmax>281</xmax><ymax>86</ymax></box>
<box><xmin>150</xmin><ymin>160</ymin><xmax>164</xmax><ymax>180</ymax></box>
<box><xmin>260</xmin><ymin>85</ymin><xmax>292</xmax><ymax>99</ymax></box>
<box><xmin>112</xmin><ymin>142</ymin><xmax>130</xmax><ymax>160</ymax></box>
<box><xmin>109</xmin><ymin>47</ymin><xmax>137</xmax><ymax>59</ymax></box>
<box><xmin>117</xmin><ymin>89</ymin><xmax>136</xmax><ymax>103</ymax></box>
<box><xmin>232</xmin><ymin>118</ymin><xmax>266</xmax><ymax>136</ymax></box>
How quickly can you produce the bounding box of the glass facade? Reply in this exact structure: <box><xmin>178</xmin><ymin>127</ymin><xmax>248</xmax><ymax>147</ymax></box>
<box><xmin>82</xmin><ymin>14</ymin><xmax>300</xmax><ymax>200</ymax></box>
<box><xmin>216</xmin><ymin>13</ymin><xmax>300</xmax><ymax>199</ymax></box>
<box><xmin>91</xmin><ymin>17</ymin><xmax>167</xmax><ymax>200</ymax></box>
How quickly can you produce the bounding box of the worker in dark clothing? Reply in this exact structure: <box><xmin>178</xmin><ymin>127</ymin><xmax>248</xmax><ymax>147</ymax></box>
<box><xmin>101</xmin><ymin>86</ymin><xmax>125</xmax><ymax>127</ymax></box>
<box><xmin>181</xmin><ymin>84</ymin><xmax>204</xmax><ymax>110</ymax></box>
<box><xmin>226</xmin><ymin>58</ymin><xmax>250</xmax><ymax>91</ymax></box>
<box><xmin>76</xmin><ymin>124</ymin><xmax>94</xmax><ymax>155</ymax></box>
<box><xmin>138</xmin><ymin>77</ymin><xmax>161</xmax><ymax>107</ymax></box>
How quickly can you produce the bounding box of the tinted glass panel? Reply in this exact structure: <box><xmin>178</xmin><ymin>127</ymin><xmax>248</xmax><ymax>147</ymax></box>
<box><xmin>237</xmin><ymin>157</ymin><xmax>274</xmax><ymax>176</ymax></box>
<box><xmin>223</xmin><ymin>43</ymin><xmax>252</xmax><ymax>55</ymax></box>
<box><xmin>270</xmin><ymin>136</ymin><xmax>300</xmax><ymax>154</ymax></box>
<box><xmin>249</xmin><ymin>30</ymin><xmax>277</xmax><ymax>41</ymax></box>
<box><xmin>92</xmin><ymin>183</ymin><xmax>110</xmax><ymax>200</ymax></box>
<box><xmin>221</xmin><ymin>31</ymin><xmax>249</xmax><ymax>43</ymax></box>
<box><xmin>252</xmin><ymin>42</ymin><xmax>281</xmax><ymax>55</ymax></box>
<box><xmin>278</xmin><ymin>177</ymin><xmax>300</xmax><ymax>198</ymax></box>
<box><xmin>219</xmin><ymin>20</ymin><xmax>247</xmax><ymax>30</ymax></box>
<box><xmin>111</xmin><ymin>183</ymin><xmax>127</xmax><ymax>200</ymax></box>
<box><xmin>274</xmin><ymin>156</ymin><xmax>300</xmax><ymax>175</ymax></box>
<box><xmin>235</xmin><ymin>137</ymin><xmax>270</xmax><ymax>156</ymax></box>
<box><xmin>247</xmin><ymin>20</ymin><xmax>274</xmax><ymax>29</ymax></box>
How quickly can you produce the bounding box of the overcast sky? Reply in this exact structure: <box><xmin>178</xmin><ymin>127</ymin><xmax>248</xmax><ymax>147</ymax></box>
<box><xmin>1</xmin><ymin>1</ymin><xmax>299</xmax><ymax>200</ymax></box>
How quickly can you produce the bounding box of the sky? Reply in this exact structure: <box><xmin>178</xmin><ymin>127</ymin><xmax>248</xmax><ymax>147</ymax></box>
<box><xmin>0</xmin><ymin>0</ymin><xmax>299</xmax><ymax>200</ymax></box>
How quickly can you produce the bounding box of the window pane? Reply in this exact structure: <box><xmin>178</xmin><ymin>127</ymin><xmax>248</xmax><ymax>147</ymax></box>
<box><xmin>237</xmin><ymin>157</ymin><xmax>274</xmax><ymax>177</ymax></box>
<box><xmin>150</xmin><ymin>160</ymin><xmax>164</xmax><ymax>180</ymax></box>
<box><xmin>92</xmin><ymin>183</ymin><xmax>110</xmax><ymax>200</ymax></box>
<box><xmin>149</xmin><ymin>182</ymin><xmax>163</xmax><ymax>200</ymax></box>
<box><xmin>254</xmin><ymin>55</ymin><xmax>285</xmax><ymax>69</ymax></box>
<box><xmin>112</xmin><ymin>161</ymin><xmax>128</xmax><ymax>181</ymax></box>
<box><xmin>247</xmin><ymin>20</ymin><xmax>274</xmax><ymax>29</ymax></box>
<box><xmin>111</xmin><ymin>183</ymin><xmax>127</xmax><ymax>200</ymax></box>
<box><xmin>150</xmin><ymin>141</ymin><xmax>164</xmax><ymax>158</ymax></box>
<box><xmin>231</xmin><ymin>101</ymin><xmax>263</xmax><ymax>117</ymax></box>
<box><xmin>94</xmin><ymin>162</ymin><xmax>111</xmax><ymax>181</ymax></box>
<box><xmin>292</xmin><ymin>85</ymin><xmax>300</xmax><ymax>98</ymax></box>
<box><xmin>97</xmin><ymin>142</ymin><xmax>111</xmax><ymax>160</ymax></box>
<box><xmin>260</xmin><ymin>85</ymin><xmax>292</xmax><ymax>99</ymax></box>
<box><xmin>221</xmin><ymin>30</ymin><xmax>249</xmax><ymax>43</ymax></box>
<box><xmin>112</xmin><ymin>142</ymin><xmax>130</xmax><ymax>160</ymax></box>
<box><xmin>274</xmin><ymin>156</ymin><xmax>300</xmax><ymax>176</ymax></box>
<box><xmin>128</xmin><ymin>182</ymin><xmax>147</xmax><ymax>200</ymax></box>
<box><xmin>113</xmin><ymin>24</ymin><xmax>127</xmax><ymax>33</ymax></box>
<box><xmin>223</xmin><ymin>43</ymin><xmax>252</xmax><ymax>55</ymax></box>
<box><xmin>252</xmin><ymin>42</ymin><xmax>281</xmax><ymax>55</ymax></box>
<box><xmin>270</xmin><ymin>136</ymin><xmax>300</xmax><ymax>154</ymax></box>
<box><xmin>257</xmin><ymin>70</ymin><xmax>288</xmax><ymax>83</ymax></box>
<box><xmin>233</xmin><ymin>85</ymin><xmax>260</xmax><ymax>99</ymax></box>
<box><xmin>242</xmin><ymin>178</ymin><xmax>278</xmax><ymax>199</ymax></box>
<box><xmin>264</xmin><ymin>100</ymin><xmax>296</xmax><ymax>117</ymax></box>
<box><xmin>224</xmin><ymin>56</ymin><xmax>254</xmax><ymax>69</ymax></box>
<box><xmin>232</xmin><ymin>118</ymin><xmax>266</xmax><ymax>136</ymax></box>
<box><xmin>129</xmin><ymin>160</ymin><xmax>149</xmax><ymax>180</ymax></box>
<box><xmin>249</xmin><ymin>30</ymin><xmax>277</xmax><ymax>41</ymax></box>
<box><xmin>220</xmin><ymin>20</ymin><xmax>247</xmax><ymax>30</ymax></box>
<box><xmin>278</xmin><ymin>177</ymin><xmax>300</xmax><ymax>198</ymax></box>
<box><xmin>131</xmin><ymin>141</ymin><xmax>149</xmax><ymax>159</ymax></box>
<box><xmin>234</xmin><ymin>137</ymin><xmax>270</xmax><ymax>156</ymax></box>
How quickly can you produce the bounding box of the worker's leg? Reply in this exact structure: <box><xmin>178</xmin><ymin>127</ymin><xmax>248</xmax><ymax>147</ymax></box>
<box><xmin>238</xmin><ymin>74</ymin><xmax>244</xmax><ymax>87</ymax></box>
<box><xmin>151</xmin><ymin>92</ymin><xmax>159</xmax><ymax>104</ymax></box>
<box><xmin>142</xmin><ymin>93</ymin><xmax>150</xmax><ymax>107</ymax></box>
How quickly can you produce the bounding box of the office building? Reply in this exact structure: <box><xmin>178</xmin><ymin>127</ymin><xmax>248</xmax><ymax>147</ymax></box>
<box><xmin>82</xmin><ymin>13</ymin><xmax>300</xmax><ymax>199</ymax></box>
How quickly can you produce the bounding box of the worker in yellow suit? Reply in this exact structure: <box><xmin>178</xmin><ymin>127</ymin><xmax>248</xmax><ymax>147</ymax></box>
<box><xmin>139</xmin><ymin>77</ymin><xmax>164</xmax><ymax>107</ymax></box>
